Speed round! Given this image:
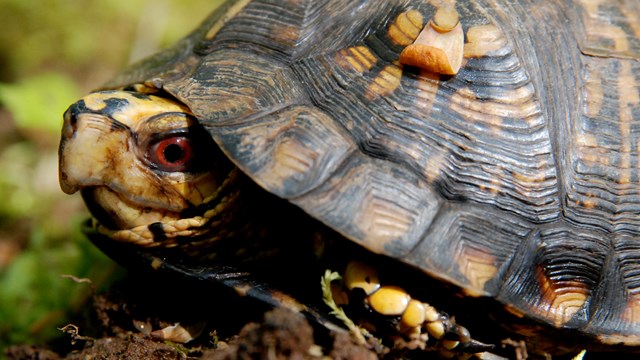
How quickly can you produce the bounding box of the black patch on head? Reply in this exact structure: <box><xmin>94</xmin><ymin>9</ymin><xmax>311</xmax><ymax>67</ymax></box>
<box><xmin>65</xmin><ymin>100</ymin><xmax>89</xmax><ymax>127</ymax></box>
<box><xmin>129</xmin><ymin>92</ymin><xmax>151</xmax><ymax>100</ymax></box>
<box><xmin>103</xmin><ymin>97</ymin><xmax>130</xmax><ymax>117</ymax></box>
<box><xmin>148</xmin><ymin>222</ymin><xmax>167</xmax><ymax>241</ymax></box>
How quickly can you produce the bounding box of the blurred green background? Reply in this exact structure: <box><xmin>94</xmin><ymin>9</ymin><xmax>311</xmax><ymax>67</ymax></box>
<box><xmin>0</xmin><ymin>0</ymin><xmax>222</xmax><ymax>354</ymax></box>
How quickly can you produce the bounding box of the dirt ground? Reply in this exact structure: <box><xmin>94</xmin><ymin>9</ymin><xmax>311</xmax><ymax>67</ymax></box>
<box><xmin>4</xmin><ymin>272</ymin><xmax>379</xmax><ymax>360</ymax></box>
<box><xmin>5</xmin><ymin>270</ymin><xmax>638</xmax><ymax>360</ymax></box>
<box><xmin>3</xmin><ymin>246</ymin><xmax>635</xmax><ymax>360</ymax></box>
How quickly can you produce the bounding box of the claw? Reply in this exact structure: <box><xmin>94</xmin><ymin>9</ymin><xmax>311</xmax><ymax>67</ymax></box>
<box><xmin>455</xmin><ymin>338</ymin><xmax>496</xmax><ymax>353</ymax></box>
<box><xmin>331</xmin><ymin>261</ymin><xmax>497</xmax><ymax>356</ymax></box>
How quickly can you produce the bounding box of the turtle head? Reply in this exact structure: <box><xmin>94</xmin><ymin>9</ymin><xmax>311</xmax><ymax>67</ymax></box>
<box><xmin>59</xmin><ymin>90</ymin><xmax>236</xmax><ymax>246</ymax></box>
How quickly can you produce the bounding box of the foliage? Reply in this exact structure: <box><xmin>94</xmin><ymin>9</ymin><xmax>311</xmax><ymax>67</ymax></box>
<box><xmin>0</xmin><ymin>0</ymin><xmax>223</xmax><ymax>354</ymax></box>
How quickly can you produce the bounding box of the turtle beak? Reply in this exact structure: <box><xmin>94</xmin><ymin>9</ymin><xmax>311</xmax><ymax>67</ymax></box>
<box><xmin>58</xmin><ymin>91</ymin><xmax>194</xmax><ymax>216</ymax></box>
<box><xmin>59</xmin><ymin>103</ymin><xmax>88</xmax><ymax>194</ymax></box>
<box><xmin>59</xmin><ymin>103</ymin><xmax>87</xmax><ymax>194</ymax></box>
<box><xmin>58</xmin><ymin>101</ymin><xmax>129</xmax><ymax>195</ymax></box>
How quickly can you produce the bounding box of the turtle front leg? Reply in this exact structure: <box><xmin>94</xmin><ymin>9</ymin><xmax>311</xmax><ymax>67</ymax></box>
<box><xmin>323</xmin><ymin>260</ymin><xmax>495</xmax><ymax>358</ymax></box>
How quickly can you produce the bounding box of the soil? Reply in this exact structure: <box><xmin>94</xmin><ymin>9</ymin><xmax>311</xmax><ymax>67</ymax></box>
<box><xmin>3</xmin><ymin>272</ymin><xmax>378</xmax><ymax>360</ymax></box>
<box><xmin>3</xmin><ymin>241</ymin><xmax>635</xmax><ymax>360</ymax></box>
<box><xmin>4</xmin><ymin>269</ymin><xmax>636</xmax><ymax>360</ymax></box>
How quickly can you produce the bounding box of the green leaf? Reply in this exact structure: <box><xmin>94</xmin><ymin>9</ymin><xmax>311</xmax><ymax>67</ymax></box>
<box><xmin>0</xmin><ymin>73</ymin><xmax>80</xmax><ymax>134</ymax></box>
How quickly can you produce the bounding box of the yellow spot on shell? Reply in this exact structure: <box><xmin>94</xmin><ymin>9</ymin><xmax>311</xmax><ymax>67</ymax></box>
<box><xmin>464</xmin><ymin>24</ymin><xmax>507</xmax><ymax>58</ymax></box>
<box><xmin>388</xmin><ymin>9</ymin><xmax>424</xmax><ymax>46</ymax></box>
<box><xmin>536</xmin><ymin>267</ymin><xmax>588</xmax><ymax>327</ymax></box>
<box><xmin>354</xmin><ymin>187</ymin><xmax>415</xmax><ymax>250</ymax></box>
<box><xmin>457</xmin><ymin>247</ymin><xmax>498</xmax><ymax>296</ymax></box>
<box><xmin>368</xmin><ymin>286</ymin><xmax>410</xmax><ymax>316</ymax></box>
<box><xmin>431</xmin><ymin>7</ymin><xmax>459</xmax><ymax>33</ymax></box>
<box><xmin>368</xmin><ymin>63</ymin><xmax>403</xmax><ymax>98</ymax></box>
<box><xmin>580</xmin><ymin>196</ymin><xmax>598</xmax><ymax>210</ymax></box>
<box><xmin>584</xmin><ymin>67</ymin><xmax>604</xmax><ymax>118</ymax></box>
<box><xmin>337</xmin><ymin>46</ymin><xmax>378</xmax><ymax>74</ymax></box>
<box><xmin>344</xmin><ymin>261</ymin><xmax>381</xmax><ymax>295</ymax></box>
<box><xmin>512</xmin><ymin>170</ymin><xmax>549</xmax><ymax>184</ymax></box>
<box><xmin>623</xmin><ymin>295</ymin><xmax>640</xmax><ymax>326</ymax></box>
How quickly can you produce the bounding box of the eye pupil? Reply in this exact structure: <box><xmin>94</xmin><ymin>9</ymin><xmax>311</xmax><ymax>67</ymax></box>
<box><xmin>149</xmin><ymin>136</ymin><xmax>194</xmax><ymax>172</ymax></box>
<box><xmin>163</xmin><ymin>143</ymin><xmax>185</xmax><ymax>163</ymax></box>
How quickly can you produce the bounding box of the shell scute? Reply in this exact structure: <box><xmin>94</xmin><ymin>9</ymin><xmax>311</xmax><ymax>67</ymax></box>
<box><xmin>213</xmin><ymin>106</ymin><xmax>356</xmax><ymax>198</ymax></box>
<box><xmin>99</xmin><ymin>0</ymin><xmax>640</xmax><ymax>347</ymax></box>
<box><xmin>293</xmin><ymin>154</ymin><xmax>441</xmax><ymax>258</ymax></box>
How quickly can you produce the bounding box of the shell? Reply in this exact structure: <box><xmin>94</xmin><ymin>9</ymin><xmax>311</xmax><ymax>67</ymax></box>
<box><xmin>105</xmin><ymin>0</ymin><xmax>640</xmax><ymax>346</ymax></box>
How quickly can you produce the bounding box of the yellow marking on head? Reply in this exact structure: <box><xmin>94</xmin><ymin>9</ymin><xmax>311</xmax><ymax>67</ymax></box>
<box><xmin>100</xmin><ymin>214</ymin><xmax>211</xmax><ymax>247</ymax></box>
<box><xmin>367</xmin><ymin>63</ymin><xmax>403</xmax><ymax>98</ymax></box>
<box><xmin>171</xmin><ymin>172</ymin><xmax>219</xmax><ymax>206</ymax></box>
<box><xmin>463</xmin><ymin>25</ymin><xmax>507</xmax><ymax>58</ymax></box>
<box><xmin>90</xmin><ymin>187</ymin><xmax>183</xmax><ymax>229</ymax></box>
<box><xmin>83</xmin><ymin>96</ymin><xmax>108</xmax><ymax>112</ymax></box>
<box><xmin>83</xmin><ymin>92</ymin><xmax>191</xmax><ymax>129</ymax></box>
<box><xmin>388</xmin><ymin>9</ymin><xmax>424</xmax><ymax>46</ymax></box>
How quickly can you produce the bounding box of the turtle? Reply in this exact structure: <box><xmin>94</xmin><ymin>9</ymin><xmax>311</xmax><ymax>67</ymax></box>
<box><xmin>58</xmin><ymin>0</ymin><xmax>640</xmax><ymax>357</ymax></box>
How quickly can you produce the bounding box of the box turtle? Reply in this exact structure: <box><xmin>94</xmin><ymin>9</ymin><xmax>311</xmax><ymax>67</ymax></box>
<box><xmin>58</xmin><ymin>0</ymin><xmax>640</xmax><ymax>357</ymax></box>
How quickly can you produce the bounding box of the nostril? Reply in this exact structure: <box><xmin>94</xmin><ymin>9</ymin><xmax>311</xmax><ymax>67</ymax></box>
<box><xmin>62</xmin><ymin>109</ymin><xmax>77</xmax><ymax>138</ymax></box>
<box><xmin>62</xmin><ymin>100</ymin><xmax>88</xmax><ymax>137</ymax></box>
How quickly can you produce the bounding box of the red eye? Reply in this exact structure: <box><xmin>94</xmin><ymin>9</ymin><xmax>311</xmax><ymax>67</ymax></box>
<box><xmin>149</xmin><ymin>137</ymin><xmax>193</xmax><ymax>172</ymax></box>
